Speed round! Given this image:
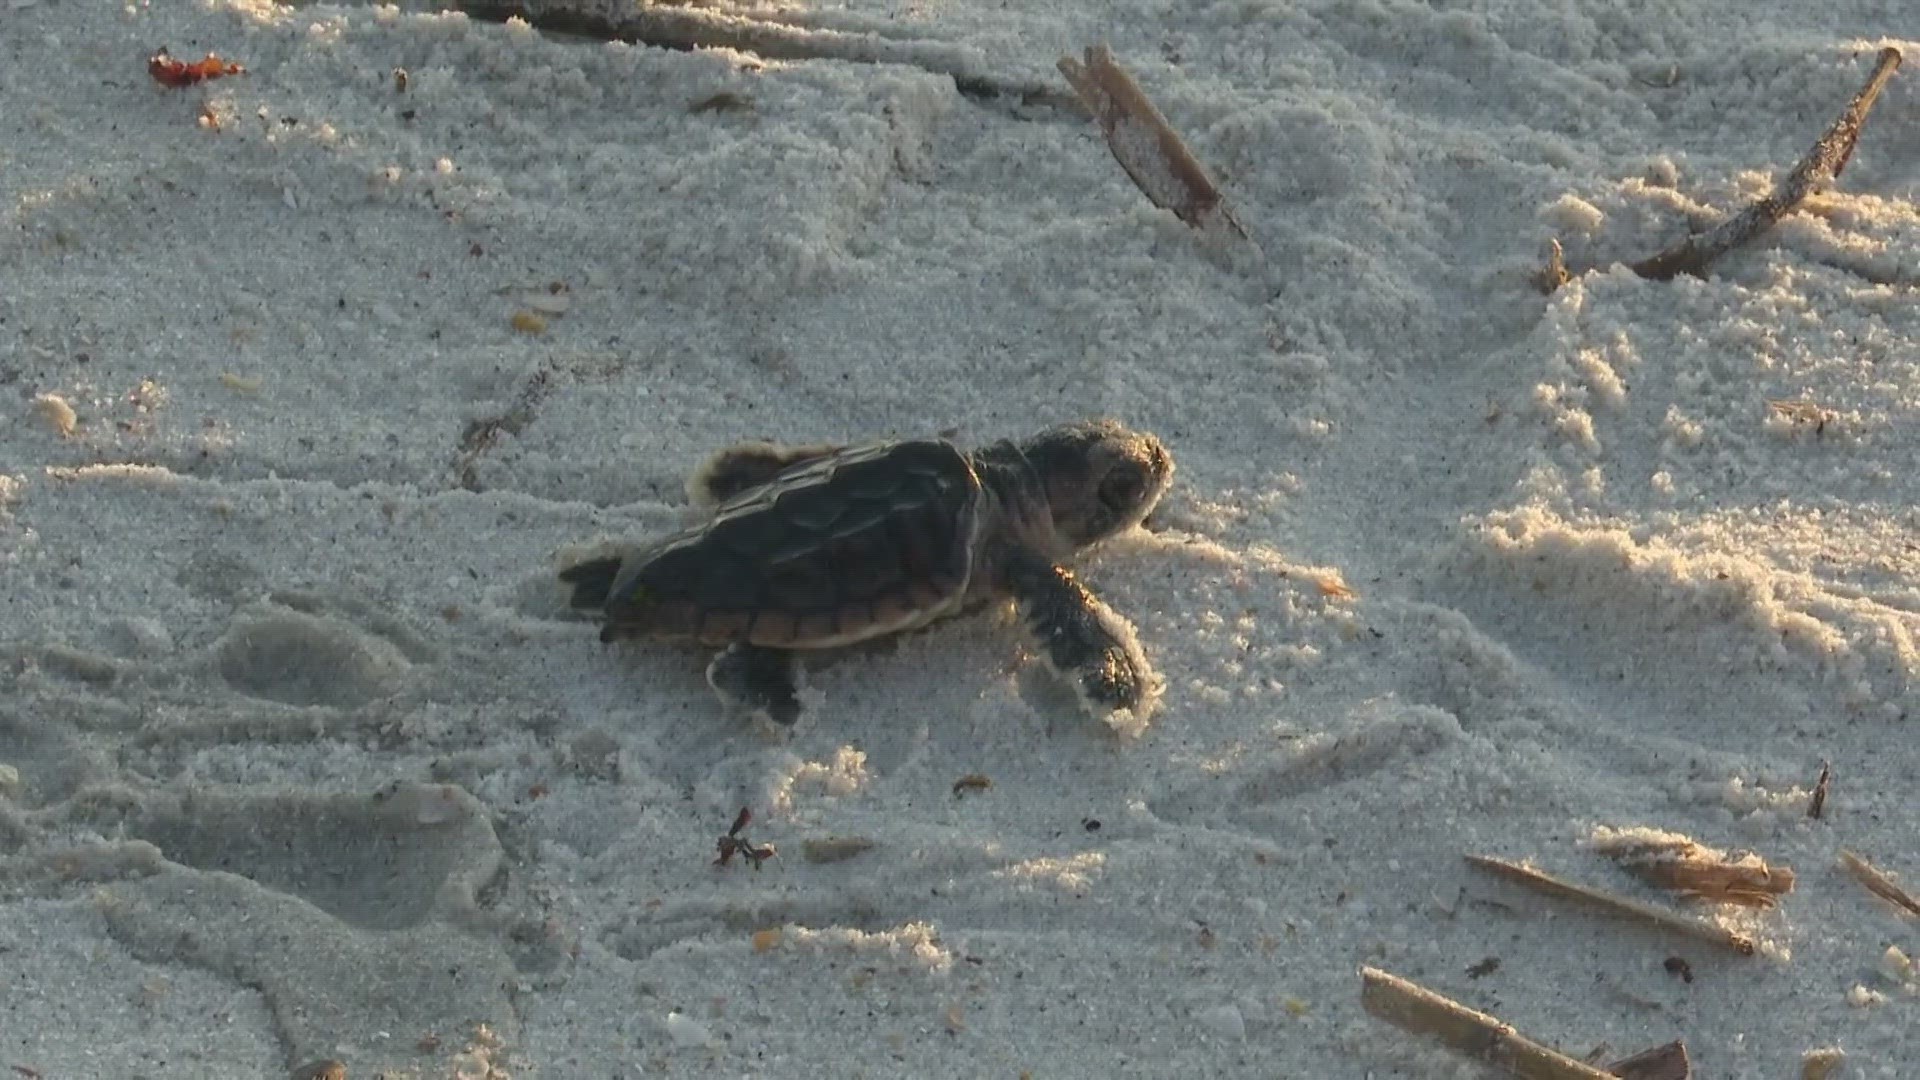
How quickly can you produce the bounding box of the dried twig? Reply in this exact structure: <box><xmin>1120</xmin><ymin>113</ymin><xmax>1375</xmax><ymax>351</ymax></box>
<box><xmin>1807</xmin><ymin>761</ymin><xmax>1831</xmax><ymax>820</ymax></box>
<box><xmin>1629</xmin><ymin>47</ymin><xmax>1902</xmax><ymax>280</ymax></box>
<box><xmin>1839</xmin><ymin>850</ymin><xmax>1920</xmax><ymax>918</ymax></box>
<box><xmin>1466</xmin><ymin>854</ymin><xmax>1757</xmax><ymax>955</ymax></box>
<box><xmin>1360</xmin><ymin>967</ymin><xmax>1636</xmax><ymax>1080</ymax></box>
<box><xmin>1591</xmin><ymin>829</ymin><xmax>1795</xmax><ymax>908</ymax></box>
<box><xmin>1057</xmin><ymin>45</ymin><xmax>1248</xmax><ymax>243</ymax></box>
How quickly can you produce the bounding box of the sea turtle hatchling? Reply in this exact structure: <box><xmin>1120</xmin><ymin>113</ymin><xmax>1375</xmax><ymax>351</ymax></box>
<box><xmin>559</xmin><ymin>418</ymin><xmax>1174</xmax><ymax>729</ymax></box>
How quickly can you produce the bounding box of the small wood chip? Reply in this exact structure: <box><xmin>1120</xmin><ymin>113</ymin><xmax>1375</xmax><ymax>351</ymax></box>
<box><xmin>1838</xmin><ymin>850</ymin><xmax>1920</xmax><ymax>918</ymax></box>
<box><xmin>1359</xmin><ymin>966</ymin><xmax>1617</xmax><ymax>1079</ymax></box>
<box><xmin>1592</xmin><ymin>829</ymin><xmax>1795</xmax><ymax>907</ymax></box>
<box><xmin>1807</xmin><ymin>761</ymin><xmax>1831</xmax><ymax>819</ymax></box>
<box><xmin>751</xmin><ymin>928</ymin><xmax>782</xmax><ymax>953</ymax></box>
<box><xmin>1466</xmin><ymin>854</ymin><xmax>1757</xmax><ymax>955</ymax></box>
<box><xmin>1057</xmin><ymin>44</ymin><xmax>1248</xmax><ymax>245</ymax></box>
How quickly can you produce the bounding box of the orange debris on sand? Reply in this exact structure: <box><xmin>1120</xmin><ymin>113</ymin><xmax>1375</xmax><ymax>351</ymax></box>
<box><xmin>149</xmin><ymin>49</ymin><xmax>246</xmax><ymax>88</ymax></box>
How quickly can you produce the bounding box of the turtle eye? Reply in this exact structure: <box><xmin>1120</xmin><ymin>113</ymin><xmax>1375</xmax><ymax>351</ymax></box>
<box><xmin>1097</xmin><ymin>463</ymin><xmax>1149</xmax><ymax>512</ymax></box>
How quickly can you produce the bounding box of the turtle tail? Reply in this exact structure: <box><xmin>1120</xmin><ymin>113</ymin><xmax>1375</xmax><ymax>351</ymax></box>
<box><xmin>558</xmin><ymin>555</ymin><xmax>625</xmax><ymax>610</ymax></box>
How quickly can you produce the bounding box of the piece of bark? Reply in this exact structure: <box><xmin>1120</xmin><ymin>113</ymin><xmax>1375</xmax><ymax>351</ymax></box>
<box><xmin>1057</xmin><ymin>44</ymin><xmax>1247</xmax><ymax>243</ymax></box>
<box><xmin>1466</xmin><ymin>854</ymin><xmax>1757</xmax><ymax>955</ymax></box>
<box><xmin>1628</xmin><ymin>47</ymin><xmax>1902</xmax><ymax>280</ymax></box>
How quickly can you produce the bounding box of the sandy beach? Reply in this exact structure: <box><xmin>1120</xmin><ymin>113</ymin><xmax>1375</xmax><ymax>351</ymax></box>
<box><xmin>3</xmin><ymin>0</ymin><xmax>1917</xmax><ymax>1075</ymax></box>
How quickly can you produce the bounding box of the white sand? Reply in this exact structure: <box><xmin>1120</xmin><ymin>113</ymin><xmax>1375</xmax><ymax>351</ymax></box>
<box><xmin>3</xmin><ymin>0</ymin><xmax>1917</xmax><ymax>1075</ymax></box>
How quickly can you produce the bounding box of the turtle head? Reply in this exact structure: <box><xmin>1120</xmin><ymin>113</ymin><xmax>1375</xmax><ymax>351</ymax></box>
<box><xmin>1019</xmin><ymin>419</ymin><xmax>1174</xmax><ymax>550</ymax></box>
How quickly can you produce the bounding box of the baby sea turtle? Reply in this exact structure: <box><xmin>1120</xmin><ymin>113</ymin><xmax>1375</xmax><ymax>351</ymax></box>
<box><xmin>559</xmin><ymin>419</ymin><xmax>1174</xmax><ymax>729</ymax></box>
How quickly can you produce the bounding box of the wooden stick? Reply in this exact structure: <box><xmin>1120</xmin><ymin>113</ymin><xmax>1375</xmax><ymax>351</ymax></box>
<box><xmin>1839</xmin><ymin>850</ymin><xmax>1920</xmax><ymax>918</ymax></box>
<box><xmin>1057</xmin><ymin>45</ymin><xmax>1248</xmax><ymax>242</ymax></box>
<box><xmin>1466</xmin><ymin>855</ymin><xmax>1757</xmax><ymax>955</ymax></box>
<box><xmin>1360</xmin><ymin>966</ymin><xmax>1617</xmax><ymax>1079</ymax></box>
<box><xmin>1629</xmin><ymin>47</ymin><xmax>1902</xmax><ymax>280</ymax></box>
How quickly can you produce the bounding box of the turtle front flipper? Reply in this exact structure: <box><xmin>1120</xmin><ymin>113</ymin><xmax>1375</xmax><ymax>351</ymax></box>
<box><xmin>559</xmin><ymin>555</ymin><xmax>626</xmax><ymax>610</ymax></box>
<box><xmin>1004</xmin><ymin>552</ymin><xmax>1163</xmax><ymax>729</ymax></box>
<box><xmin>708</xmin><ymin>643</ymin><xmax>807</xmax><ymax>726</ymax></box>
<box><xmin>689</xmin><ymin>441</ymin><xmax>846</xmax><ymax>509</ymax></box>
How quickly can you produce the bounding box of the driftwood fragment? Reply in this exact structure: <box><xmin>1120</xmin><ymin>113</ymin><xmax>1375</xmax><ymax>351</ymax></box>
<box><xmin>1360</xmin><ymin>967</ymin><xmax>1686</xmax><ymax>1079</ymax></box>
<box><xmin>1466</xmin><ymin>854</ymin><xmax>1757</xmax><ymax>955</ymax></box>
<box><xmin>1057</xmin><ymin>45</ymin><xmax>1248</xmax><ymax>244</ymax></box>
<box><xmin>1590</xmin><ymin>828</ymin><xmax>1795</xmax><ymax>908</ymax></box>
<box><xmin>1627</xmin><ymin>47</ymin><xmax>1902</xmax><ymax>280</ymax></box>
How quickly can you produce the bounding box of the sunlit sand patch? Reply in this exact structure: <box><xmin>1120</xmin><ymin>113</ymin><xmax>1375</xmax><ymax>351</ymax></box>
<box><xmin>993</xmin><ymin>851</ymin><xmax>1106</xmax><ymax>896</ymax></box>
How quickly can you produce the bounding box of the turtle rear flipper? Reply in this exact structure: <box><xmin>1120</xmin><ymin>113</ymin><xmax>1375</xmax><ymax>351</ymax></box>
<box><xmin>1004</xmin><ymin>552</ymin><xmax>1162</xmax><ymax>727</ymax></box>
<box><xmin>689</xmin><ymin>441</ymin><xmax>846</xmax><ymax>509</ymax></box>
<box><xmin>560</xmin><ymin>555</ymin><xmax>625</xmax><ymax>610</ymax></box>
<box><xmin>708</xmin><ymin>643</ymin><xmax>806</xmax><ymax>726</ymax></box>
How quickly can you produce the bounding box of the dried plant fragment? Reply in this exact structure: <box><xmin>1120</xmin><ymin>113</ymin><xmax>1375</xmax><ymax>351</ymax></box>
<box><xmin>148</xmin><ymin>49</ymin><xmax>246</xmax><ymax>88</ymax></box>
<box><xmin>1767</xmin><ymin>398</ymin><xmax>1837</xmax><ymax>434</ymax></box>
<box><xmin>1057</xmin><ymin>45</ymin><xmax>1248</xmax><ymax>244</ymax></box>
<box><xmin>1839</xmin><ymin>850</ymin><xmax>1920</xmax><ymax>918</ymax></box>
<box><xmin>1807</xmin><ymin>760</ymin><xmax>1831</xmax><ymax>819</ymax></box>
<box><xmin>1537</xmin><ymin>238</ymin><xmax>1572</xmax><ymax>293</ymax></box>
<box><xmin>1629</xmin><ymin>47</ymin><xmax>1902</xmax><ymax>280</ymax></box>
<box><xmin>952</xmin><ymin>773</ymin><xmax>992</xmax><ymax>796</ymax></box>
<box><xmin>1466</xmin><ymin>854</ymin><xmax>1756</xmax><ymax>955</ymax></box>
<box><xmin>1591</xmin><ymin>827</ymin><xmax>1795</xmax><ymax>908</ymax></box>
<box><xmin>1360</xmin><ymin>966</ymin><xmax>1618</xmax><ymax>1079</ymax></box>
